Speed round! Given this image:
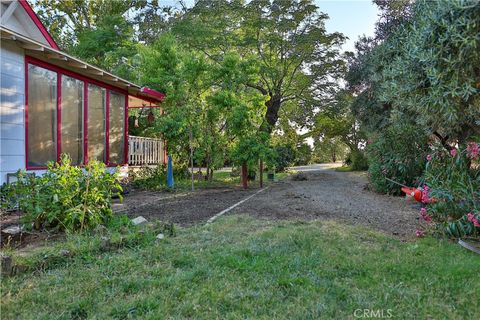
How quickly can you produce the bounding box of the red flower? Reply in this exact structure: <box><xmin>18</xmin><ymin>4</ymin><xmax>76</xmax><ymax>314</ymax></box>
<box><xmin>416</xmin><ymin>229</ymin><xmax>425</xmax><ymax>238</ymax></box>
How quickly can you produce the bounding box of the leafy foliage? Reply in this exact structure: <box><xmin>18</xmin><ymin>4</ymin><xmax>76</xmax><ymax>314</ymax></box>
<box><xmin>130</xmin><ymin>164</ymin><xmax>189</xmax><ymax>190</ymax></box>
<box><xmin>422</xmin><ymin>142</ymin><xmax>480</xmax><ymax>239</ymax></box>
<box><xmin>345</xmin><ymin>150</ymin><xmax>368</xmax><ymax>171</ymax></box>
<box><xmin>270</xmin><ymin>144</ymin><xmax>297</xmax><ymax>172</ymax></box>
<box><xmin>6</xmin><ymin>155</ymin><xmax>121</xmax><ymax>232</ymax></box>
<box><xmin>366</xmin><ymin>124</ymin><xmax>430</xmax><ymax>194</ymax></box>
<box><xmin>348</xmin><ymin>0</ymin><xmax>479</xmax><ymax>208</ymax></box>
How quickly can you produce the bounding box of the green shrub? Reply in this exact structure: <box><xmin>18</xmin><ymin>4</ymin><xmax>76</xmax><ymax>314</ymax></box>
<box><xmin>422</xmin><ymin>141</ymin><xmax>479</xmax><ymax>239</ymax></box>
<box><xmin>131</xmin><ymin>165</ymin><xmax>167</xmax><ymax>190</ymax></box>
<box><xmin>271</xmin><ymin>144</ymin><xmax>296</xmax><ymax>172</ymax></box>
<box><xmin>130</xmin><ymin>164</ymin><xmax>190</xmax><ymax>190</ymax></box>
<box><xmin>295</xmin><ymin>143</ymin><xmax>312</xmax><ymax>166</ymax></box>
<box><xmin>366</xmin><ymin>124</ymin><xmax>430</xmax><ymax>194</ymax></box>
<box><xmin>6</xmin><ymin>154</ymin><xmax>121</xmax><ymax>232</ymax></box>
<box><xmin>345</xmin><ymin>150</ymin><xmax>368</xmax><ymax>171</ymax></box>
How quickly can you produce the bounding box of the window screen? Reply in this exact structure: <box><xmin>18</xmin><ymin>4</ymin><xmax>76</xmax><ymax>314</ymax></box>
<box><xmin>61</xmin><ymin>75</ymin><xmax>84</xmax><ymax>165</ymax></box>
<box><xmin>87</xmin><ymin>84</ymin><xmax>106</xmax><ymax>162</ymax></box>
<box><xmin>109</xmin><ymin>91</ymin><xmax>125</xmax><ymax>164</ymax></box>
<box><xmin>27</xmin><ymin>65</ymin><xmax>57</xmax><ymax>167</ymax></box>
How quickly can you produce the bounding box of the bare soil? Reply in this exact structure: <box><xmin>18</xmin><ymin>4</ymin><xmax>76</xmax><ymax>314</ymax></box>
<box><xmin>118</xmin><ymin>187</ymin><xmax>257</xmax><ymax>226</ymax></box>
<box><xmin>230</xmin><ymin>170</ymin><xmax>422</xmax><ymax>239</ymax></box>
<box><xmin>1</xmin><ymin>166</ymin><xmax>422</xmax><ymax>250</ymax></box>
<box><xmin>120</xmin><ymin>167</ymin><xmax>422</xmax><ymax>239</ymax></box>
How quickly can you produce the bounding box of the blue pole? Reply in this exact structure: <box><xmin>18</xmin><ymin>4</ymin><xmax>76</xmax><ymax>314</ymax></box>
<box><xmin>167</xmin><ymin>155</ymin><xmax>174</xmax><ymax>188</ymax></box>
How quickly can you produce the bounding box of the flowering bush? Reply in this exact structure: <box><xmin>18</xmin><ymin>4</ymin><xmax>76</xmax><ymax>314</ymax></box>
<box><xmin>421</xmin><ymin>142</ymin><xmax>480</xmax><ymax>239</ymax></box>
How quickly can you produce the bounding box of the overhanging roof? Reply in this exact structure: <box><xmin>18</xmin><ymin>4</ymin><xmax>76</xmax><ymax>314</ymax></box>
<box><xmin>0</xmin><ymin>26</ymin><xmax>165</xmax><ymax>103</ymax></box>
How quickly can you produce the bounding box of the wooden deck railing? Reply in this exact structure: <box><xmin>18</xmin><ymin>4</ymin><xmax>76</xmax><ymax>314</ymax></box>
<box><xmin>128</xmin><ymin>135</ymin><xmax>165</xmax><ymax>166</ymax></box>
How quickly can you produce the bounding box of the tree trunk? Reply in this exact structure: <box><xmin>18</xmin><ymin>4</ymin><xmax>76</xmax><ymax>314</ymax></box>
<box><xmin>260</xmin><ymin>93</ymin><xmax>282</xmax><ymax>133</ymax></box>
<box><xmin>259</xmin><ymin>159</ymin><xmax>263</xmax><ymax>188</ymax></box>
<box><xmin>241</xmin><ymin>162</ymin><xmax>248</xmax><ymax>189</ymax></box>
<box><xmin>208</xmin><ymin>168</ymin><xmax>213</xmax><ymax>182</ymax></box>
<box><xmin>189</xmin><ymin>128</ymin><xmax>194</xmax><ymax>191</ymax></box>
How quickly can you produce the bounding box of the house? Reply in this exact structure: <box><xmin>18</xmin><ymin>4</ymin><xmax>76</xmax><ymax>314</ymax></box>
<box><xmin>0</xmin><ymin>0</ymin><xmax>166</xmax><ymax>185</ymax></box>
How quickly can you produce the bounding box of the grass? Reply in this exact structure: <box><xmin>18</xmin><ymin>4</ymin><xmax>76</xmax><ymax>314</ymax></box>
<box><xmin>134</xmin><ymin>168</ymin><xmax>291</xmax><ymax>191</ymax></box>
<box><xmin>335</xmin><ymin>165</ymin><xmax>354</xmax><ymax>172</ymax></box>
<box><xmin>2</xmin><ymin>215</ymin><xmax>479</xmax><ymax>319</ymax></box>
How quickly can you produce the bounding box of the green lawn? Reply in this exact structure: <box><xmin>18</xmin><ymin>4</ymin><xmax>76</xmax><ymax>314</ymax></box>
<box><xmin>335</xmin><ymin>165</ymin><xmax>354</xmax><ymax>172</ymax></box>
<box><xmin>133</xmin><ymin>169</ymin><xmax>290</xmax><ymax>191</ymax></box>
<box><xmin>2</xmin><ymin>216</ymin><xmax>479</xmax><ymax>319</ymax></box>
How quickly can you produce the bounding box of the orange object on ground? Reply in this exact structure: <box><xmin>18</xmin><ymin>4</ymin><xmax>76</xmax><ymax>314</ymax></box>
<box><xmin>401</xmin><ymin>187</ymin><xmax>423</xmax><ymax>202</ymax></box>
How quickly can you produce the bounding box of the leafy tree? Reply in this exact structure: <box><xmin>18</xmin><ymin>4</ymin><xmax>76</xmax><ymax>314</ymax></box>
<box><xmin>348</xmin><ymin>0</ymin><xmax>480</xmax><ymax>195</ymax></box>
<box><xmin>312</xmin><ymin>90</ymin><xmax>365</xmax><ymax>154</ymax></box>
<box><xmin>312</xmin><ymin>138</ymin><xmax>348</xmax><ymax>164</ymax></box>
<box><xmin>34</xmin><ymin>0</ymin><xmax>143</xmax><ymax>49</ymax></box>
<box><xmin>137</xmin><ymin>34</ymin><xmax>211</xmax><ymax>169</ymax></box>
<box><xmin>173</xmin><ymin>0</ymin><xmax>346</xmax><ymax>134</ymax></box>
<box><xmin>348</xmin><ymin>0</ymin><xmax>479</xmax><ymax>145</ymax></box>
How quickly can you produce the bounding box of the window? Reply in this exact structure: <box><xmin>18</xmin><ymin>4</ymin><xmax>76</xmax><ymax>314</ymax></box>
<box><xmin>61</xmin><ymin>75</ymin><xmax>84</xmax><ymax>165</ymax></box>
<box><xmin>27</xmin><ymin>64</ymin><xmax>57</xmax><ymax>167</ymax></box>
<box><xmin>26</xmin><ymin>57</ymin><xmax>128</xmax><ymax>169</ymax></box>
<box><xmin>109</xmin><ymin>91</ymin><xmax>125</xmax><ymax>164</ymax></box>
<box><xmin>87</xmin><ymin>84</ymin><xmax>106</xmax><ymax>162</ymax></box>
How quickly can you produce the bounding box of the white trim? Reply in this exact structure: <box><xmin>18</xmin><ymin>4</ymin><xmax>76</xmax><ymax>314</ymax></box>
<box><xmin>0</xmin><ymin>1</ymin><xmax>18</xmax><ymax>24</ymax></box>
<box><xmin>206</xmin><ymin>187</ymin><xmax>269</xmax><ymax>224</ymax></box>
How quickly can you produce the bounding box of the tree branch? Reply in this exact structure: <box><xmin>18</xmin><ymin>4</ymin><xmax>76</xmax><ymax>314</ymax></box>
<box><xmin>433</xmin><ymin>131</ymin><xmax>453</xmax><ymax>151</ymax></box>
<box><xmin>246</xmin><ymin>82</ymin><xmax>268</xmax><ymax>95</ymax></box>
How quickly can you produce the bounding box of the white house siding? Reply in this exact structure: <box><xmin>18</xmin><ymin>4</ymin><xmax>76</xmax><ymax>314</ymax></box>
<box><xmin>0</xmin><ymin>41</ymin><xmax>25</xmax><ymax>185</ymax></box>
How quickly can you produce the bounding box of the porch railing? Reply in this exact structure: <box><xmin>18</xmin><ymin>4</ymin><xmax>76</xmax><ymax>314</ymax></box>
<box><xmin>128</xmin><ymin>135</ymin><xmax>165</xmax><ymax>166</ymax></box>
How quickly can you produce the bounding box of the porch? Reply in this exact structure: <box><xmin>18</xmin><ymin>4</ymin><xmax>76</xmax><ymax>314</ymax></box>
<box><xmin>128</xmin><ymin>135</ymin><xmax>166</xmax><ymax>166</ymax></box>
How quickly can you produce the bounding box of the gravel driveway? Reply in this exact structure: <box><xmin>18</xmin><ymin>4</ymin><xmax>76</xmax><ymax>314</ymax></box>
<box><xmin>232</xmin><ymin>167</ymin><xmax>422</xmax><ymax>239</ymax></box>
<box><xmin>118</xmin><ymin>165</ymin><xmax>422</xmax><ymax>239</ymax></box>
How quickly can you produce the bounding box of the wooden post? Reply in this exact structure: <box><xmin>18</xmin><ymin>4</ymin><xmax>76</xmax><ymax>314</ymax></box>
<box><xmin>189</xmin><ymin>128</ymin><xmax>194</xmax><ymax>191</ymax></box>
<box><xmin>259</xmin><ymin>159</ymin><xmax>263</xmax><ymax>188</ymax></box>
<box><xmin>242</xmin><ymin>162</ymin><xmax>248</xmax><ymax>189</ymax></box>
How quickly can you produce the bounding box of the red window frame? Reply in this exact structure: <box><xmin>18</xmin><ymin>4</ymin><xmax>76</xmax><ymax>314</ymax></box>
<box><xmin>24</xmin><ymin>55</ymin><xmax>129</xmax><ymax>170</ymax></box>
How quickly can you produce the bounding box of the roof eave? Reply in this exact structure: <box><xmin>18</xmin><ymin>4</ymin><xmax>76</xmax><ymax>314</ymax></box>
<box><xmin>0</xmin><ymin>26</ymin><xmax>165</xmax><ymax>102</ymax></box>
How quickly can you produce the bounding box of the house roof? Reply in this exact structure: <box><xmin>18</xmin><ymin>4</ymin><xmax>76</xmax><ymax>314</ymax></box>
<box><xmin>17</xmin><ymin>0</ymin><xmax>60</xmax><ymax>49</ymax></box>
<box><xmin>1</xmin><ymin>0</ymin><xmax>59</xmax><ymax>49</ymax></box>
<box><xmin>1</xmin><ymin>27</ymin><xmax>165</xmax><ymax>102</ymax></box>
<box><xmin>0</xmin><ymin>0</ymin><xmax>165</xmax><ymax>103</ymax></box>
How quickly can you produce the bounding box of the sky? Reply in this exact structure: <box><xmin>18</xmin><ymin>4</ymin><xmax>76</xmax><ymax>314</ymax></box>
<box><xmin>316</xmin><ymin>0</ymin><xmax>379</xmax><ymax>52</ymax></box>
<box><xmin>162</xmin><ymin>0</ymin><xmax>380</xmax><ymax>53</ymax></box>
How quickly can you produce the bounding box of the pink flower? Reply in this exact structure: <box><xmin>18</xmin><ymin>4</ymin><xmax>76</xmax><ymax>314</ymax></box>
<box><xmin>421</xmin><ymin>185</ymin><xmax>430</xmax><ymax>203</ymax></box>
<box><xmin>466</xmin><ymin>142</ymin><xmax>479</xmax><ymax>159</ymax></box>
<box><xmin>420</xmin><ymin>207</ymin><xmax>431</xmax><ymax>223</ymax></box>
<box><xmin>449</xmin><ymin>148</ymin><xmax>457</xmax><ymax>157</ymax></box>
<box><xmin>416</xmin><ymin>229</ymin><xmax>425</xmax><ymax>237</ymax></box>
<box><xmin>467</xmin><ymin>213</ymin><xmax>475</xmax><ymax>222</ymax></box>
<box><xmin>426</xmin><ymin>154</ymin><xmax>432</xmax><ymax>161</ymax></box>
<box><xmin>467</xmin><ymin>213</ymin><xmax>480</xmax><ymax>227</ymax></box>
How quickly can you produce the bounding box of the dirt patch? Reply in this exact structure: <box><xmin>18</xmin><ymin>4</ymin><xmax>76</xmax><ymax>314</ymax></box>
<box><xmin>231</xmin><ymin>169</ymin><xmax>423</xmax><ymax>239</ymax></box>
<box><xmin>120</xmin><ymin>187</ymin><xmax>258</xmax><ymax>226</ymax></box>
<box><xmin>1</xmin><ymin>166</ymin><xmax>422</xmax><ymax>250</ymax></box>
